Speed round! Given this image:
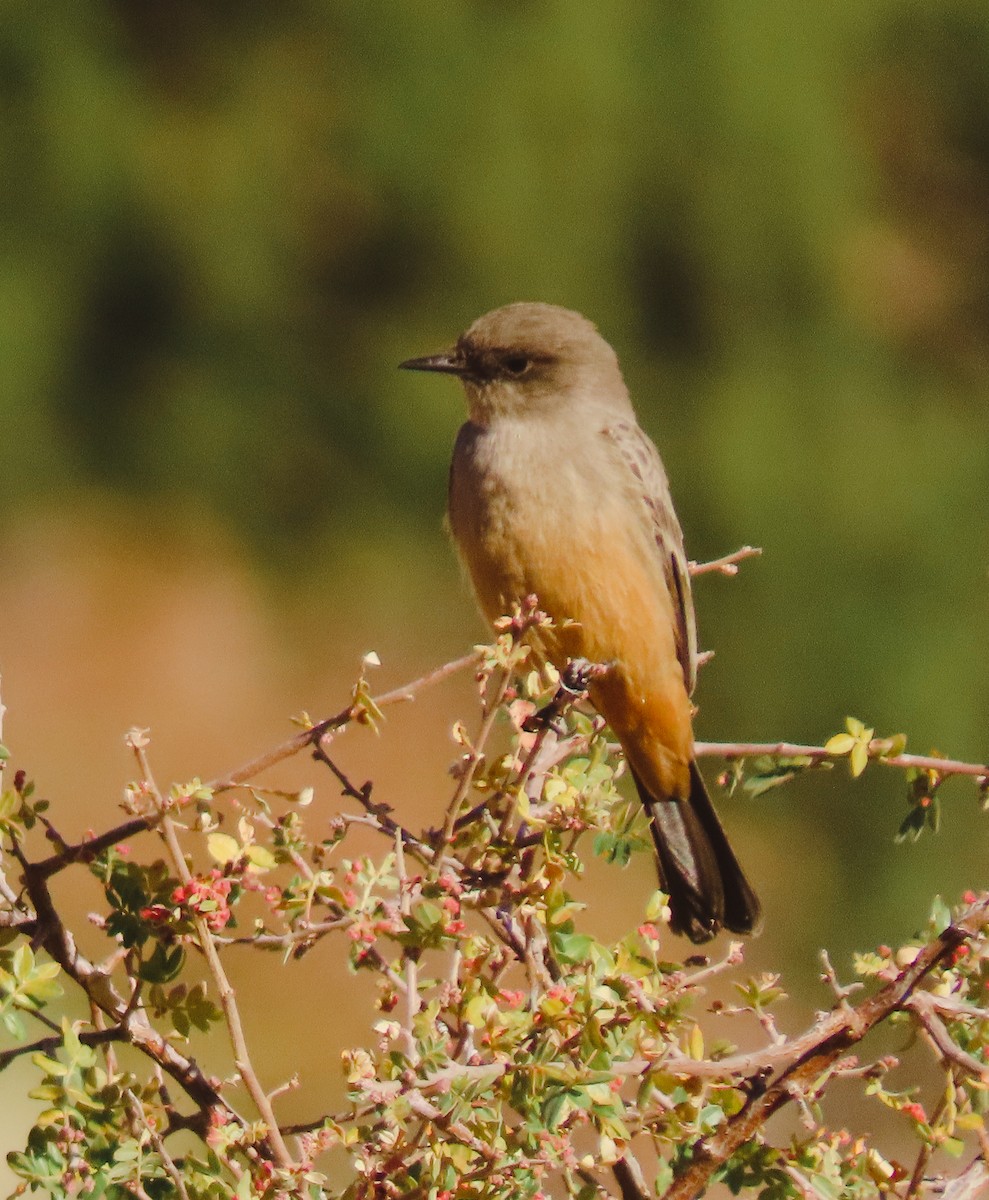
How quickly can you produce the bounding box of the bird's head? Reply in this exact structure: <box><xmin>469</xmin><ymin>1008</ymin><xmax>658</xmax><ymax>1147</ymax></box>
<box><xmin>400</xmin><ymin>302</ymin><xmax>630</xmax><ymax>423</ymax></box>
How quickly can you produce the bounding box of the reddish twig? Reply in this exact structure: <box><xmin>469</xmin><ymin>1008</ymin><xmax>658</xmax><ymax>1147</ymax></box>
<box><xmin>688</xmin><ymin>545</ymin><xmax>762</xmax><ymax>577</ymax></box>
<box><xmin>694</xmin><ymin>739</ymin><xmax>989</xmax><ymax>782</ymax></box>
<box><xmin>210</xmin><ymin>650</ymin><xmax>480</xmax><ymax>793</ymax></box>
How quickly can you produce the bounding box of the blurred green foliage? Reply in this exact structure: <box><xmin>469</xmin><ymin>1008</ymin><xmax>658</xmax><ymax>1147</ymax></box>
<box><xmin>1</xmin><ymin>0</ymin><xmax>988</xmax><ymax>961</ymax></box>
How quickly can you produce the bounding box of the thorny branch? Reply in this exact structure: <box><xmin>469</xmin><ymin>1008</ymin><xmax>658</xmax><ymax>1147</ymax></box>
<box><xmin>659</xmin><ymin>895</ymin><xmax>989</xmax><ymax>1200</ymax></box>
<box><xmin>4</xmin><ymin>552</ymin><xmax>989</xmax><ymax>1197</ymax></box>
<box><xmin>1</xmin><ymin>648</ymin><xmax>484</xmax><ymax>1176</ymax></box>
<box><xmin>695</xmin><ymin>738</ymin><xmax>989</xmax><ymax>785</ymax></box>
<box><xmin>211</xmin><ymin>650</ymin><xmax>481</xmax><ymax>794</ymax></box>
<box><xmin>127</xmin><ymin>731</ymin><xmax>293</xmax><ymax>1168</ymax></box>
<box><xmin>14</xmin><ymin>845</ymin><xmax>246</xmax><ymax>1140</ymax></box>
<box><xmin>24</xmin><ymin>648</ymin><xmax>483</xmax><ymax>887</ymax></box>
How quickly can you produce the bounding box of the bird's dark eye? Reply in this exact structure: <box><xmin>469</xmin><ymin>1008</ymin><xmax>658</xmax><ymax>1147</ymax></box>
<box><xmin>502</xmin><ymin>355</ymin><xmax>532</xmax><ymax>376</ymax></box>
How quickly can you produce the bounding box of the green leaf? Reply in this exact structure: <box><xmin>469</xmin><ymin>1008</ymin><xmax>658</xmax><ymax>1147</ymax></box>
<box><xmin>551</xmin><ymin>931</ymin><xmax>596</xmax><ymax>964</ymax></box>
<box><xmin>413</xmin><ymin>901</ymin><xmax>443</xmax><ymax>929</ymax></box>
<box><xmin>930</xmin><ymin>895</ymin><xmax>952</xmax><ymax>934</ymax></box>
<box><xmin>139</xmin><ymin>942</ymin><xmax>185</xmax><ymax>984</ymax></box>
<box><xmin>743</xmin><ymin>770</ymin><xmax>798</xmax><ymax>798</ymax></box>
<box><xmin>542</xmin><ymin>1090</ymin><xmax>570</xmax><ymax>1129</ymax></box>
<box><xmin>22</xmin><ymin>962</ymin><xmax>62</xmax><ymax>1002</ymax></box>
<box><xmin>877</xmin><ymin>733</ymin><xmax>908</xmax><ymax>757</ymax></box>
<box><xmin>808</xmin><ymin>1174</ymin><xmax>842</xmax><ymax>1200</ymax></box>
<box><xmin>2</xmin><ymin>1010</ymin><xmax>25</xmax><ymax>1039</ymax></box>
<box><xmin>207</xmin><ymin>833</ymin><xmax>241</xmax><ymax>864</ymax></box>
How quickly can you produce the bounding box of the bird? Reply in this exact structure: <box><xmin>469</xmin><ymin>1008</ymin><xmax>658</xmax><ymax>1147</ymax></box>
<box><xmin>400</xmin><ymin>302</ymin><xmax>761</xmax><ymax>942</ymax></box>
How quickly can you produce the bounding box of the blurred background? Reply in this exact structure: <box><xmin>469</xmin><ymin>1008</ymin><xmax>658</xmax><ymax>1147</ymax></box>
<box><xmin>2</xmin><ymin>0</ymin><xmax>988</xmax><ymax>1178</ymax></box>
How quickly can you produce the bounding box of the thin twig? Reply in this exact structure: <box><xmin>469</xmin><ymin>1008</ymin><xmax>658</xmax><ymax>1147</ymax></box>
<box><xmin>907</xmin><ymin>993</ymin><xmax>989</xmax><ymax>1080</ymax></box>
<box><xmin>905</xmin><ymin>1084</ymin><xmax>951</xmax><ymax>1200</ymax></box>
<box><xmin>124</xmin><ymin>1087</ymin><xmax>191</xmax><ymax>1200</ymax></box>
<box><xmin>312</xmin><ymin>745</ymin><xmax>441</xmax><ymax>872</ymax></box>
<box><xmin>210</xmin><ymin>651</ymin><xmax>479</xmax><ymax>793</ymax></box>
<box><xmin>694</xmin><ymin>740</ymin><xmax>989</xmax><ymax>782</ymax></box>
<box><xmin>688</xmin><ymin>545</ymin><xmax>762</xmax><ymax>577</ymax></box>
<box><xmin>438</xmin><ymin>664</ymin><xmax>511</xmax><ymax>852</ymax></box>
<box><xmin>669</xmin><ymin>941</ymin><xmax>746</xmax><ymax>995</ymax></box>
<box><xmin>819</xmin><ymin>948</ymin><xmax>863</xmax><ymax>1008</ymax></box>
<box><xmin>128</xmin><ymin>733</ymin><xmax>293</xmax><ymax>1168</ymax></box>
<box><xmin>0</xmin><ymin>1026</ymin><xmax>125</xmax><ymax>1072</ymax></box>
<box><xmin>576</xmin><ymin>1165</ymin><xmax>617</xmax><ymax>1199</ymax></box>
<box><xmin>784</xmin><ymin>1165</ymin><xmax>820</xmax><ymax>1199</ymax></box>
<box><xmin>394</xmin><ymin>827</ymin><xmax>421</xmax><ymax>1065</ymax></box>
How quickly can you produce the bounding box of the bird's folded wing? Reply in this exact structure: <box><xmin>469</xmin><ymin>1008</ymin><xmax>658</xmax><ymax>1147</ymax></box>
<box><xmin>601</xmin><ymin>420</ymin><xmax>698</xmax><ymax>695</ymax></box>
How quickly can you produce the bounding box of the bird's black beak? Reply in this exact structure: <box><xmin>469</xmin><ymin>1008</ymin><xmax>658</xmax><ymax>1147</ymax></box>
<box><xmin>398</xmin><ymin>350</ymin><xmax>468</xmax><ymax>376</ymax></box>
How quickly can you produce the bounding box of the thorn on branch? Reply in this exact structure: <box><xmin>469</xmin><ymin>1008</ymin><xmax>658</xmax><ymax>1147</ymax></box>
<box><xmin>819</xmin><ymin>948</ymin><xmax>864</xmax><ymax>1008</ymax></box>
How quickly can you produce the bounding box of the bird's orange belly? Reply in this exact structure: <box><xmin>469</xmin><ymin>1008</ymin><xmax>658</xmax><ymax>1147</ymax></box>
<box><xmin>455</xmin><ymin>489</ymin><xmax>694</xmax><ymax>796</ymax></box>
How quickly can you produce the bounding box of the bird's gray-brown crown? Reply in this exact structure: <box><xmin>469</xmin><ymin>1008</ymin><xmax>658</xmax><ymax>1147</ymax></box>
<box><xmin>399</xmin><ymin>302</ymin><xmax>630</xmax><ymax>422</ymax></box>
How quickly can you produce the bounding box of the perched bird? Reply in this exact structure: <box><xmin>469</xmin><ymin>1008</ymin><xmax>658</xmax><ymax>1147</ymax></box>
<box><xmin>400</xmin><ymin>303</ymin><xmax>761</xmax><ymax>942</ymax></box>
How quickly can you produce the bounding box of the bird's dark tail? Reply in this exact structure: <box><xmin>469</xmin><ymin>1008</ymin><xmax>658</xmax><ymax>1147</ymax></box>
<box><xmin>633</xmin><ymin>761</ymin><xmax>762</xmax><ymax>944</ymax></box>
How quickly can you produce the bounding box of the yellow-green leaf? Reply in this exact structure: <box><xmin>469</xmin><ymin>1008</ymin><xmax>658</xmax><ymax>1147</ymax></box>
<box><xmin>883</xmin><ymin>733</ymin><xmax>908</xmax><ymax>757</ymax></box>
<box><xmin>246</xmin><ymin>845</ymin><xmax>277</xmax><ymax>872</ymax></box>
<box><xmin>12</xmin><ymin>944</ymin><xmax>33</xmax><ymax>981</ymax></box>
<box><xmin>29</xmin><ymin>962</ymin><xmax>61</xmax><ymax>982</ymax></box>
<box><xmin>850</xmin><ymin>741</ymin><xmax>870</xmax><ymax>778</ymax></box>
<box><xmin>464</xmin><ymin>993</ymin><xmax>495</xmax><ymax>1027</ymax></box>
<box><xmin>549</xmin><ymin>901</ymin><xmax>586</xmax><ymax>926</ymax></box>
<box><xmin>824</xmin><ymin>734</ymin><xmax>856</xmax><ymax>756</ymax></box>
<box><xmin>207</xmin><ymin>833</ymin><xmax>241</xmax><ymax>865</ymax></box>
<box><xmin>543</xmin><ymin>777</ymin><xmax>568</xmax><ymax>804</ymax></box>
<box><xmin>645</xmin><ymin>890</ymin><xmax>670</xmax><ymax>922</ymax></box>
<box><xmin>31</xmin><ymin>1053</ymin><xmax>67</xmax><ymax>1076</ymax></box>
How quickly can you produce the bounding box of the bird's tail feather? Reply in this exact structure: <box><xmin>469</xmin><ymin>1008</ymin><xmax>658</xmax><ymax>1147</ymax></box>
<box><xmin>633</xmin><ymin>761</ymin><xmax>762</xmax><ymax>944</ymax></box>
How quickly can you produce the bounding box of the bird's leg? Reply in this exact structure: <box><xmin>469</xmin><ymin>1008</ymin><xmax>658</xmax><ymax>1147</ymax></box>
<box><xmin>521</xmin><ymin>657</ymin><xmax>610</xmax><ymax>734</ymax></box>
